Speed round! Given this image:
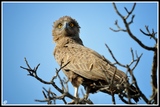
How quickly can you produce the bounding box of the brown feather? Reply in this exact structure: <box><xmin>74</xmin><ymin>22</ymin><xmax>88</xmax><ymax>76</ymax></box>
<box><xmin>52</xmin><ymin>16</ymin><xmax>139</xmax><ymax>103</ymax></box>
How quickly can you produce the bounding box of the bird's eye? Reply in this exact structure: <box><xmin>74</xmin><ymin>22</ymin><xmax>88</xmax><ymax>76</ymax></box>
<box><xmin>69</xmin><ymin>23</ymin><xmax>74</xmax><ymax>27</ymax></box>
<box><xmin>58</xmin><ymin>23</ymin><xmax>63</xmax><ymax>29</ymax></box>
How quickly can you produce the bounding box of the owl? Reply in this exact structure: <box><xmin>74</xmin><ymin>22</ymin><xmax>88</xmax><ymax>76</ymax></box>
<box><xmin>52</xmin><ymin>16</ymin><xmax>139</xmax><ymax>103</ymax></box>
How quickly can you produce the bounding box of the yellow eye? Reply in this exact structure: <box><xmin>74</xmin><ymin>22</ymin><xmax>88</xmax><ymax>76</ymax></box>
<box><xmin>69</xmin><ymin>23</ymin><xmax>74</xmax><ymax>27</ymax></box>
<box><xmin>58</xmin><ymin>23</ymin><xmax>63</xmax><ymax>29</ymax></box>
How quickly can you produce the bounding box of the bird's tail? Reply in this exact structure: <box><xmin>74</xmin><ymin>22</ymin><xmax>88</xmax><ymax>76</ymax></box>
<box><xmin>99</xmin><ymin>80</ymin><xmax>140</xmax><ymax>103</ymax></box>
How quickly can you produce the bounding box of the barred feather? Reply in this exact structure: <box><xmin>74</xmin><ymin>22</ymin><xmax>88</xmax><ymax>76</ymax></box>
<box><xmin>52</xmin><ymin>16</ymin><xmax>139</xmax><ymax>103</ymax></box>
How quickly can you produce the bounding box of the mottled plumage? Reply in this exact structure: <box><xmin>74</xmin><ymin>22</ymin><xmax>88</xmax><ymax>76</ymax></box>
<box><xmin>52</xmin><ymin>16</ymin><xmax>139</xmax><ymax>103</ymax></box>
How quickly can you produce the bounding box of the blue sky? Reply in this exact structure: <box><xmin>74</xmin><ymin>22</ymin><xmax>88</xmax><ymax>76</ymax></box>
<box><xmin>2</xmin><ymin>1</ymin><xmax>158</xmax><ymax>105</ymax></box>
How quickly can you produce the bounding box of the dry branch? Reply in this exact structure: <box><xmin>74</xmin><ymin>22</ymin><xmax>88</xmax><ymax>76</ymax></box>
<box><xmin>110</xmin><ymin>2</ymin><xmax>158</xmax><ymax>104</ymax></box>
<box><xmin>20</xmin><ymin>57</ymin><xmax>93</xmax><ymax>104</ymax></box>
<box><xmin>110</xmin><ymin>2</ymin><xmax>156</xmax><ymax>51</ymax></box>
<box><xmin>105</xmin><ymin>44</ymin><xmax>144</xmax><ymax>103</ymax></box>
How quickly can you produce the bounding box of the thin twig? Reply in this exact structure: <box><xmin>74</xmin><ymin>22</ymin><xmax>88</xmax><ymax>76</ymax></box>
<box><xmin>111</xmin><ymin>3</ymin><xmax>156</xmax><ymax>51</ymax></box>
<box><xmin>51</xmin><ymin>61</ymin><xmax>70</xmax><ymax>82</ymax></box>
<box><xmin>124</xmin><ymin>3</ymin><xmax>136</xmax><ymax>19</ymax></box>
<box><xmin>140</xmin><ymin>26</ymin><xmax>157</xmax><ymax>42</ymax></box>
<box><xmin>20</xmin><ymin>58</ymin><xmax>76</xmax><ymax>103</ymax></box>
<box><xmin>105</xmin><ymin>44</ymin><xmax>126</xmax><ymax>67</ymax></box>
<box><xmin>111</xmin><ymin>92</ymin><xmax>116</xmax><ymax>104</ymax></box>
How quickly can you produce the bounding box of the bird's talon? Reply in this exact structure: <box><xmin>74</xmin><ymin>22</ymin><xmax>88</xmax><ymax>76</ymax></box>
<box><xmin>68</xmin><ymin>100</ymin><xmax>75</xmax><ymax>104</ymax></box>
<box><xmin>68</xmin><ymin>98</ymin><xmax>80</xmax><ymax>104</ymax></box>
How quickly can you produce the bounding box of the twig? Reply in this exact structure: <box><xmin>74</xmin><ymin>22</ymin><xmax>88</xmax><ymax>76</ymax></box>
<box><xmin>109</xmin><ymin>2</ymin><xmax>157</xmax><ymax>104</ymax></box>
<box><xmin>105</xmin><ymin>42</ymin><xmax>149</xmax><ymax>103</ymax></box>
<box><xmin>111</xmin><ymin>92</ymin><xmax>115</xmax><ymax>104</ymax></box>
<box><xmin>124</xmin><ymin>3</ymin><xmax>136</xmax><ymax>20</ymax></box>
<box><xmin>110</xmin><ymin>20</ymin><xmax>127</xmax><ymax>32</ymax></box>
<box><xmin>119</xmin><ymin>94</ymin><xmax>134</xmax><ymax>104</ymax></box>
<box><xmin>21</xmin><ymin>58</ymin><xmax>94</xmax><ymax>104</ymax></box>
<box><xmin>105</xmin><ymin>44</ymin><xmax>126</xmax><ymax>67</ymax></box>
<box><xmin>20</xmin><ymin>58</ymin><xmax>76</xmax><ymax>103</ymax></box>
<box><xmin>51</xmin><ymin>61</ymin><xmax>70</xmax><ymax>82</ymax></box>
<box><xmin>140</xmin><ymin>26</ymin><xmax>157</xmax><ymax>43</ymax></box>
<box><xmin>111</xmin><ymin>3</ymin><xmax>156</xmax><ymax>51</ymax></box>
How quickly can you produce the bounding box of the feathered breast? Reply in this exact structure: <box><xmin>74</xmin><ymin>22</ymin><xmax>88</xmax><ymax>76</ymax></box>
<box><xmin>54</xmin><ymin>42</ymin><xmax>127</xmax><ymax>85</ymax></box>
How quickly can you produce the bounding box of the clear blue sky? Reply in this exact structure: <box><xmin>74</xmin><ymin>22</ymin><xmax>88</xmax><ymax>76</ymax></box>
<box><xmin>2</xmin><ymin>1</ymin><xmax>158</xmax><ymax>105</ymax></box>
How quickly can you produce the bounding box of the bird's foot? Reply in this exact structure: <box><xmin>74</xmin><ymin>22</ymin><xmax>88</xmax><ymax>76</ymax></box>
<box><xmin>68</xmin><ymin>100</ymin><xmax>76</xmax><ymax>104</ymax></box>
<box><xmin>84</xmin><ymin>94</ymin><xmax>88</xmax><ymax>100</ymax></box>
<box><xmin>68</xmin><ymin>98</ymin><xmax>80</xmax><ymax>104</ymax></box>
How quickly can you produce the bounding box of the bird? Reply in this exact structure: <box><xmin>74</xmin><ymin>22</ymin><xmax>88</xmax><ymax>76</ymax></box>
<box><xmin>52</xmin><ymin>16</ymin><xmax>139</xmax><ymax>103</ymax></box>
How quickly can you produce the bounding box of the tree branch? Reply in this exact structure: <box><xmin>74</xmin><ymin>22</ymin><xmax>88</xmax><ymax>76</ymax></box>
<box><xmin>110</xmin><ymin>2</ymin><xmax>158</xmax><ymax>104</ymax></box>
<box><xmin>149</xmin><ymin>47</ymin><xmax>157</xmax><ymax>104</ymax></box>
<box><xmin>20</xmin><ymin>58</ymin><xmax>76</xmax><ymax>103</ymax></box>
<box><xmin>105</xmin><ymin>42</ymin><xmax>150</xmax><ymax>104</ymax></box>
<box><xmin>20</xmin><ymin>57</ymin><xmax>93</xmax><ymax>104</ymax></box>
<box><xmin>124</xmin><ymin>3</ymin><xmax>136</xmax><ymax>20</ymax></box>
<box><xmin>105</xmin><ymin>44</ymin><xmax>126</xmax><ymax>67</ymax></box>
<box><xmin>140</xmin><ymin>26</ymin><xmax>157</xmax><ymax>43</ymax></box>
<box><xmin>111</xmin><ymin>3</ymin><xmax>156</xmax><ymax>51</ymax></box>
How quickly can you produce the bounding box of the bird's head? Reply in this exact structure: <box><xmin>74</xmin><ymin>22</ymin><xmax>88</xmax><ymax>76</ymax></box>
<box><xmin>52</xmin><ymin>16</ymin><xmax>81</xmax><ymax>42</ymax></box>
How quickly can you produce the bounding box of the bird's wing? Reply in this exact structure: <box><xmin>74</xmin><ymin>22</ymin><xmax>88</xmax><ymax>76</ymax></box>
<box><xmin>54</xmin><ymin>43</ymin><xmax>126</xmax><ymax>82</ymax></box>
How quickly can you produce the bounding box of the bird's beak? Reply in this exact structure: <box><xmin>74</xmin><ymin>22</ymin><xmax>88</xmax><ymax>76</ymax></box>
<box><xmin>63</xmin><ymin>22</ymin><xmax>70</xmax><ymax>30</ymax></box>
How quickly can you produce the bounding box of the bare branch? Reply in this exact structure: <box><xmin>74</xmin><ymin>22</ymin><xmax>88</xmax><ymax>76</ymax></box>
<box><xmin>149</xmin><ymin>48</ymin><xmax>157</xmax><ymax>104</ymax></box>
<box><xmin>105</xmin><ymin>42</ymin><xmax>150</xmax><ymax>104</ymax></box>
<box><xmin>111</xmin><ymin>92</ymin><xmax>116</xmax><ymax>104</ymax></box>
<box><xmin>126</xmin><ymin>26</ymin><xmax>156</xmax><ymax>51</ymax></box>
<box><xmin>111</xmin><ymin>3</ymin><xmax>156</xmax><ymax>51</ymax></box>
<box><xmin>111</xmin><ymin>3</ymin><xmax>158</xmax><ymax>104</ymax></box>
<box><xmin>124</xmin><ymin>3</ymin><xmax>136</xmax><ymax>19</ymax></box>
<box><xmin>51</xmin><ymin>61</ymin><xmax>70</xmax><ymax>82</ymax></box>
<box><xmin>119</xmin><ymin>94</ymin><xmax>131</xmax><ymax>104</ymax></box>
<box><xmin>109</xmin><ymin>20</ymin><xmax>127</xmax><ymax>32</ymax></box>
<box><xmin>20</xmin><ymin>58</ymin><xmax>77</xmax><ymax>103</ymax></box>
<box><xmin>128</xmin><ymin>15</ymin><xmax>135</xmax><ymax>25</ymax></box>
<box><xmin>113</xmin><ymin>2</ymin><xmax>124</xmax><ymax>19</ymax></box>
<box><xmin>140</xmin><ymin>26</ymin><xmax>157</xmax><ymax>42</ymax></box>
<box><xmin>131</xmin><ymin>53</ymin><xmax>143</xmax><ymax>71</ymax></box>
<box><xmin>127</xmin><ymin>48</ymin><xmax>143</xmax><ymax>71</ymax></box>
<box><xmin>130</xmin><ymin>70</ymin><xmax>149</xmax><ymax>104</ymax></box>
<box><xmin>105</xmin><ymin>43</ymin><xmax>126</xmax><ymax>67</ymax></box>
<box><xmin>20</xmin><ymin>58</ymin><xmax>94</xmax><ymax>104</ymax></box>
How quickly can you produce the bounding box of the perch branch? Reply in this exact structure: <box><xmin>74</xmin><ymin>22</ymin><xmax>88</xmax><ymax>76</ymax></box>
<box><xmin>20</xmin><ymin>57</ymin><xmax>93</xmax><ymax>104</ymax></box>
<box><xmin>20</xmin><ymin>58</ymin><xmax>76</xmax><ymax>103</ymax></box>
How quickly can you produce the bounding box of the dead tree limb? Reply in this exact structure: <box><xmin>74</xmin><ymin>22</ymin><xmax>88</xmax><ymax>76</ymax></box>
<box><xmin>110</xmin><ymin>2</ymin><xmax>156</xmax><ymax>51</ymax></box>
<box><xmin>105</xmin><ymin>43</ymin><xmax>151</xmax><ymax>104</ymax></box>
<box><xmin>20</xmin><ymin>57</ymin><xmax>93</xmax><ymax>104</ymax></box>
<box><xmin>109</xmin><ymin>2</ymin><xmax>158</xmax><ymax>104</ymax></box>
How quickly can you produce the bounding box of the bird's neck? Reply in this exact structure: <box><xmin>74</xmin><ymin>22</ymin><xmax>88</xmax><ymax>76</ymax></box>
<box><xmin>54</xmin><ymin>36</ymin><xmax>83</xmax><ymax>47</ymax></box>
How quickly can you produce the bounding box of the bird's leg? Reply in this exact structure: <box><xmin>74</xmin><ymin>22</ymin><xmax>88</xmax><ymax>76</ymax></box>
<box><xmin>74</xmin><ymin>86</ymin><xmax>79</xmax><ymax>98</ymax></box>
<box><xmin>68</xmin><ymin>86</ymin><xmax>79</xmax><ymax>104</ymax></box>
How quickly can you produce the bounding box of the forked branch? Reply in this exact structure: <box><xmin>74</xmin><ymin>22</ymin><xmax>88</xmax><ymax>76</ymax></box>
<box><xmin>110</xmin><ymin>2</ymin><xmax>156</xmax><ymax>51</ymax></box>
<box><xmin>110</xmin><ymin>2</ymin><xmax>157</xmax><ymax>104</ymax></box>
<box><xmin>105</xmin><ymin>43</ymin><xmax>150</xmax><ymax>104</ymax></box>
<box><xmin>20</xmin><ymin>57</ymin><xmax>93</xmax><ymax>104</ymax></box>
